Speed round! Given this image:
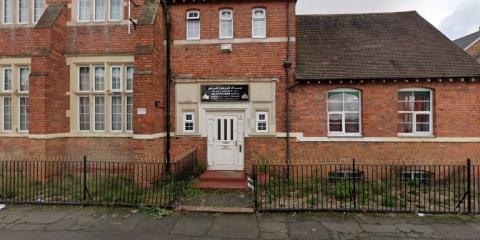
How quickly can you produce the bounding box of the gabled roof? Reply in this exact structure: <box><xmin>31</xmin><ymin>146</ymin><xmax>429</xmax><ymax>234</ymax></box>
<box><xmin>454</xmin><ymin>30</ymin><xmax>480</xmax><ymax>50</ymax></box>
<box><xmin>296</xmin><ymin>11</ymin><xmax>480</xmax><ymax>81</ymax></box>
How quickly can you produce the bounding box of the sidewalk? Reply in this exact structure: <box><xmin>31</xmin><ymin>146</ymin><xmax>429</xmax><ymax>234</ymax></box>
<box><xmin>1</xmin><ymin>205</ymin><xmax>480</xmax><ymax>239</ymax></box>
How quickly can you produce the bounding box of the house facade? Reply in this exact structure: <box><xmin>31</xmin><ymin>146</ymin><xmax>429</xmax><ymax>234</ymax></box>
<box><xmin>1</xmin><ymin>0</ymin><xmax>480</xmax><ymax>171</ymax></box>
<box><xmin>454</xmin><ymin>28</ymin><xmax>480</xmax><ymax>62</ymax></box>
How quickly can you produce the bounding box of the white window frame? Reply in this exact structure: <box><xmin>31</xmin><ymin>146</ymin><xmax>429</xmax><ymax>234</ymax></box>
<box><xmin>256</xmin><ymin>111</ymin><xmax>268</xmax><ymax>133</ymax></box>
<box><xmin>186</xmin><ymin>10</ymin><xmax>200</xmax><ymax>40</ymax></box>
<box><xmin>94</xmin><ymin>0</ymin><xmax>105</xmax><ymax>22</ymax></box>
<box><xmin>110</xmin><ymin>95</ymin><xmax>123</xmax><ymax>132</ymax></box>
<box><xmin>125</xmin><ymin>95</ymin><xmax>133</xmax><ymax>132</ymax></box>
<box><xmin>252</xmin><ymin>8</ymin><xmax>266</xmax><ymax>39</ymax></box>
<box><xmin>18</xmin><ymin>67</ymin><xmax>29</xmax><ymax>93</ymax></box>
<box><xmin>17</xmin><ymin>0</ymin><xmax>28</xmax><ymax>24</ymax></box>
<box><xmin>93</xmin><ymin>95</ymin><xmax>105</xmax><ymax>132</ymax></box>
<box><xmin>2</xmin><ymin>68</ymin><xmax>12</xmax><ymax>92</ymax></box>
<box><xmin>125</xmin><ymin>65</ymin><xmax>133</xmax><ymax>92</ymax></box>
<box><xmin>78</xmin><ymin>66</ymin><xmax>90</xmax><ymax>92</ymax></box>
<box><xmin>110</xmin><ymin>66</ymin><xmax>122</xmax><ymax>92</ymax></box>
<box><xmin>397</xmin><ymin>88</ymin><xmax>433</xmax><ymax>137</ymax></box>
<box><xmin>2</xmin><ymin>97</ymin><xmax>12</xmax><ymax>132</ymax></box>
<box><xmin>3</xmin><ymin>0</ymin><xmax>13</xmax><ymax>24</ymax></box>
<box><xmin>219</xmin><ymin>9</ymin><xmax>233</xmax><ymax>39</ymax></box>
<box><xmin>32</xmin><ymin>0</ymin><xmax>44</xmax><ymax>23</ymax></box>
<box><xmin>327</xmin><ymin>88</ymin><xmax>362</xmax><ymax>137</ymax></box>
<box><xmin>183</xmin><ymin>112</ymin><xmax>194</xmax><ymax>133</ymax></box>
<box><xmin>108</xmin><ymin>0</ymin><xmax>122</xmax><ymax>21</ymax></box>
<box><xmin>93</xmin><ymin>66</ymin><xmax>105</xmax><ymax>92</ymax></box>
<box><xmin>78</xmin><ymin>95</ymin><xmax>90</xmax><ymax>132</ymax></box>
<box><xmin>18</xmin><ymin>96</ymin><xmax>29</xmax><ymax>133</ymax></box>
<box><xmin>77</xmin><ymin>0</ymin><xmax>90</xmax><ymax>22</ymax></box>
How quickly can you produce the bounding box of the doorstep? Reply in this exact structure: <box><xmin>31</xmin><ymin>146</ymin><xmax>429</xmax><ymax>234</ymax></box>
<box><xmin>177</xmin><ymin>190</ymin><xmax>254</xmax><ymax>213</ymax></box>
<box><xmin>194</xmin><ymin>170</ymin><xmax>249</xmax><ymax>191</ymax></box>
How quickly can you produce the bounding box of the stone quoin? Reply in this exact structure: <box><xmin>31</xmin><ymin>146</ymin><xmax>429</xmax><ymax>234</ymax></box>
<box><xmin>1</xmin><ymin>0</ymin><xmax>480</xmax><ymax>171</ymax></box>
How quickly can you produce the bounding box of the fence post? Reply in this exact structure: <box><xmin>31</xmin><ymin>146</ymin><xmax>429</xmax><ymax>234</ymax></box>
<box><xmin>352</xmin><ymin>158</ymin><xmax>356</xmax><ymax>211</ymax></box>
<box><xmin>83</xmin><ymin>155</ymin><xmax>87</xmax><ymax>202</ymax></box>
<box><xmin>467</xmin><ymin>158</ymin><xmax>472</xmax><ymax>214</ymax></box>
<box><xmin>253</xmin><ymin>165</ymin><xmax>258</xmax><ymax>211</ymax></box>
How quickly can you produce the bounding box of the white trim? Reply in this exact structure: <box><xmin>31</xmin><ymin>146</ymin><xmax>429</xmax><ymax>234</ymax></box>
<box><xmin>110</xmin><ymin>65</ymin><xmax>122</xmax><ymax>92</ymax></box>
<box><xmin>125</xmin><ymin>65</ymin><xmax>134</xmax><ymax>92</ymax></box>
<box><xmin>398</xmin><ymin>88</ymin><xmax>433</xmax><ymax>136</ymax></box>
<box><xmin>133</xmin><ymin>132</ymin><xmax>169</xmax><ymax>140</ymax></box>
<box><xmin>327</xmin><ymin>88</ymin><xmax>361</xmax><ymax>136</ymax></box>
<box><xmin>173</xmin><ymin>37</ymin><xmax>295</xmax><ymax>45</ymax></box>
<box><xmin>78</xmin><ymin>66</ymin><xmax>90</xmax><ymax>92</ymax></box>
<box><xmin>93</xmin><ymin>0</ymin><xmax>105</xmax><ymax>22</ymax></box>
<box><xmin>125</xmin><ymin>95</ymin><xmax>133</xmax><ymax>132</ymax></box>
<box><xmin>465</xmin><ymin>37</ymin><xmax>480</xmax><ymax>51</ymax></box>
<box><xmin>93</xmin><ymin>65</ymin><xmax>105</xmax><ymax>92</ymax></box>
<box><xmin>183</xmin><ymin>112</ymin><xmax>195</xmax><ymax>133</ymax></box>
<box><xmin>17</xmin><ymin>67</ymin><xmax>29</xmax><ymax>93</ymax></box>
<box><xmin>255</xmin><ymin>111</ymin><xmax>268</xmax><ymax>133</ymax></box>
<box><xmin>219</xmin><ymin>9</ymin><xmax>233</xmax><ymax>39</ymax></box>
<box><xmin>186</xmin><ymin>10</ymin><xmax>200</xmax><ymax>40</ymax></box>
<box><xmin>252</xmin><ymin>8</ymin><xmax>266</xmax><ymax>39</ymax></box>
<box><xmin>28</xmin><ymin>132</ymin><xmax>133</xmax><ymax>139</ymax></box>
<box><xmin>2</xmin><ymin>67</ymin><xmax>12</xmax><ymax>92</ymax></box>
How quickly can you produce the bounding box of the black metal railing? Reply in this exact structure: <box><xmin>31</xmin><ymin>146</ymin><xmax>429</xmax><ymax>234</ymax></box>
<box><xmin>253</xmin><ymin>159</ymin><xmax>479</xmax><ymax>214</ymax></box>
<box><xmin>0</xmin><ymin>148</ymin><xmax>200</xmax><ymax>207</ymax></box>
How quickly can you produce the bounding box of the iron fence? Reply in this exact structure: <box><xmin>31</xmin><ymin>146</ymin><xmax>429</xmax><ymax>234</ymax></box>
<box><xmin>0</xmin><ymin>148</ymin><xmax>199</xmax><ymax>207</ymax></box>
<box><xmin>253</xmin><ymin>159</ymin><xmax>479</xmax><ymax>214</ymax></box>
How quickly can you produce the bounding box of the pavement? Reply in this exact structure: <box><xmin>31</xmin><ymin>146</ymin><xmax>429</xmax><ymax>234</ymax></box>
<box><xmin>1</xmin><ymin>205</ymin><xmax>480</xmax><ymax>239</ymax></box>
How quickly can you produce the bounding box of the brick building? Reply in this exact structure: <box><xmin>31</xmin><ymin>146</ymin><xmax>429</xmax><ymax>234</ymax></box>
<box><xmin>1</xmin><ymin>0</ymin><xmax>480</xmax><ymax>171</ymax></box>
<box><xmin>454</xmin><ymin>28</ymin><xmax>480</xmax><ymax>62</ymax></box>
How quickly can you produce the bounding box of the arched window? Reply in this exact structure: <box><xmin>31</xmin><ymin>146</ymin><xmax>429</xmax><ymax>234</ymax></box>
<box><xmin>186</xmin><ymin>10</ymin><xmax>200</xmax><ymax>40</ymax></box>
<box><xmin>252</xmin><ymin>8</ymin><xmax>266</xmax><ymax>38</ymax></box>
<box><xmin>219</xmin><ymin>9</ymin><xmax>233</xmax><ymax>39</ymax></box>
<box><xmin>327</xmin><ymin>89</ymin><xmax>361</xmax><ymax>136</ymax></box>
<box><xmin>398</xmin><ymin>88</ymin><xmax>433</xmax><ymax>136</ymax></box>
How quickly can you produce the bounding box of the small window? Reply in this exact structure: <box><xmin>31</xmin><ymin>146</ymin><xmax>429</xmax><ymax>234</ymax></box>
<box><xmin>401</xmin><ymin>170</ymin><xmax>432</xmax><ymax>183</ymax></box>
<box><xmin>78</xmin><ymin>0</ymin><xmax>90</xmax><ymax>21</ymax></box>
<box><xmin>3</xmin><ymin>97</ymin><xmax>12</xmax><ymax>131</ymax></box>
<box><xmin>110</xmin><ymin>66</ymin><xmax>122</xmax><ymax>91</ymax></box>
<box><xmin>3</xmin><ymin>0</ymin><xmax>13</xmax><ymax>24</ymax></box>
<box><xmin>78</xmin><ymin>66</ymin><xmax>90</xmax><ymax>92</ymax></box>
<box><xmin>111</xmin><ymin>96</ymin><xmax>122</xmax><ymax>131</ymax></box>
<box><xmin>398</xmin><ymin>89</ymin><xmax>432</xmax><ymax>136</ymax></box>
<box><xmin>33</xmin><ymin>0</ymin><xmax>44</xmax><ymax>23</ymax></box>
<box><xmin>252</xmin><ymin>8</ymin><xmax>266</xmax><ymax>38</ymax></box>
<box><xmin>329</xmin><ymin>169</ymin><xmax>363</xmax><ymax>181</ymax></box>
<box><xmin>256</xmin><ymin>111</ymin><xmax>268</xmax><ymax>133</ymax></box>
<box><xmin>327</xmin><ymin>89</ymin><xmax>361</xmax><ymax>136</ymax></box>
<box><xmin>19</xmin><ymin>67</ymin><xmax>29</xmax><ymax>92</ymax></box>
<box><xmin>18</xmin><ymin>0</ymin><xmax>28</xmax><ymax>23</ymax></box>
<box><xmin>126</xmin><ymin>66</ymin><xmax>133</xmax><ymax>92</ymax></box>
<box><xmin>186</xmin><ymin>10</ymin><xmax>200</xmax><ymax>40</ymax></box>
<box><xmin>126</xmin><ymin>96</ymin><xmax>133</xmax><ymax>131</ymax></box>
<box><xmin>109</xmin><ymin>0</ymin><xmax>122</xmax><ymax>21</ymax></box>
<box><xmin>94</xmin><ymin>0</ymin><xmax>105</xmax><ymax>21</ymax></box>
<box><xmin>94</xmin><ymin>66</ymin><xmax>105</xmax><ymax>91</ymax></box>
<box><xmin>19</xmin><ymin>96</ymin><xmax>29</xmax><ymax>132</ymax></box>
<box><xmin>183</xmin><ymin>112</ymin><xmax>194</xmax><ymax>132</ymax></box>
<box><xmin>219</xmin><ymin>9</ymin><xmax>233</xmax><ymax>39</ymax></box>
<box><xmin>3</xmin><ymin>68</ymin><xmax>12</xmax><ymax>91</ymax></box>
<box><xmin>94</xmin><ymin>96</ymin><xmax>105</xmax><ymax>131</ymax></box>
<box><xmin>79</xmin><ymin>96</ymin><xmax>90</xmax><ymax>131</ymax></box>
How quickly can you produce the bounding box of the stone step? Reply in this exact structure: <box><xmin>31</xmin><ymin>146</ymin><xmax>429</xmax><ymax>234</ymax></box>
<box><xmin>199</xmin><ymin>170</ymin><xmax>246</xmax><ymax>183</ymax></box>
<box><xmin>194</xmin><ymin>181</ymin><xmax>249</xmax><ymax>191</ymax></box>
<box><xmin>176</xmin><ymin>205</ymin><xmax>254</xmax><ymax>213</ymax></box>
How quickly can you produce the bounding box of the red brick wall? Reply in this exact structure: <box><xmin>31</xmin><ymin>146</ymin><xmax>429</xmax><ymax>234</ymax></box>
<box><xmin>466</xmin><ymin>40</ymin><xmax>480</xmax><ymax>58</ymax></box>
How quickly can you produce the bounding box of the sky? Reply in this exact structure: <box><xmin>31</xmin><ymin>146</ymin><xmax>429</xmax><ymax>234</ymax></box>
<box><xmin>296</xmin><ymin>0</ymin><xmax>480</xmax><ymax>40</ymax></box>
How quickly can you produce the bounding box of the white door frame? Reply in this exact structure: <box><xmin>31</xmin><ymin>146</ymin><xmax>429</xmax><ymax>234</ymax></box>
<box><xmin>206</xmin><ymin>111</ymin><xmax>245</xmax><ymax>170</ymax></box>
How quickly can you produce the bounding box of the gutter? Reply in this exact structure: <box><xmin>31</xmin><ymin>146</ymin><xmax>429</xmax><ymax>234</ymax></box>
<box><xmin>284</xmin><ymin>0</ymin><xmax>292</xmax><ymax>167</ymax></box>
<box><xmin>161</xmin><ymin>0</ymin><xmax>172</xmax><ymax>168</ymax></box>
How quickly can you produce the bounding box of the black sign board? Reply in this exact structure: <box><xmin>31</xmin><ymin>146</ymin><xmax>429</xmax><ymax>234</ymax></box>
<box><xmin>201</xmin><ymin>85</ymin><xmax>249</xmax><ymax>102</ymax></box>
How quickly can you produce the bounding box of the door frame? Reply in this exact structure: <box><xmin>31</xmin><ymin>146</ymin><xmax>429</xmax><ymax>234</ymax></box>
<box><xmin>206</xmin><ymin>111</ymin><xmax>245</xmax><ymax>171</ymax></box>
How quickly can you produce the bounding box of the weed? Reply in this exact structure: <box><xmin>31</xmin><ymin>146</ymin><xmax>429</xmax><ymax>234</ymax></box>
<box><xmin>139</xmin><ymin>206</ymin><xmax>173</xmax><ymax>220</ymax></box>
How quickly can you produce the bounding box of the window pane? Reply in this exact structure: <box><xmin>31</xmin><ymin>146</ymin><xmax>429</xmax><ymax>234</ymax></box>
<box><xmin>94</xmin><ymin>67</ymin><xmax>105</xmax><ymax>91</ymax></box>
<box><xmin>185</xmin><ymin>114</ymin><xmax>193</xmax><ymax>121</ymax></box>
<box><xmin>344</xmin><ymin>92</ymin><xmax>359</xmax><ymax>101</ymax></box>
<box><xmin>329</xmin><ymin>114</ymin><xmax>342</xmax><ymax>132</ymax></box>
<box><xmin>95</xmin><ymin>0</ymin><xmax>105</xmax><ymax>21</ymax></box>
<box><xmin>126</xmin><ymin>96</ymin><xmax>133</xmax><ymax>131</ymax></box>
<box><xmin>126</xmin><ymin>66</ymin><xmax>134</xmax><ymax>91</ymax></box>
<box><xmin>3</xmin><ymin>97</ymin><xmax>11</xmax><ymax>131</ymax></box>
<box><xmin>345</xmin><ymin>123</ymin><xmax>359</xmax><ymax>133</ymax></box>
<box><xmin>19</xmin><ymin>68</ymin><xmax>29</xmax><ymax>92</ymax></box>
<box><xmin>18</xmin><ymin>0</ymin><xmax>28</xmax><ymax>23</ymax></box>
<box><xmin>253</xmin><ymin>9</ymin><xmax>265</xmax><ymax>18</ymax></box>
<box><xmin>416</xmin><ymin>123</ymin><xmax>430</xmax><ymax>132</ymax></box>
<box><xmin>3</xmin><ymin>69</ymin><xmax>12</xmax><ymax>91</ymax></box>
<box><xmin>33</xmin><ymin>0</ymin><xmax>44</xmax><ymax>22</ymax></box>
<box><xmin>416</xmin><ymin>114</ymin><xmax>430</xmax><ymax>124</ymax></box>
<box><xmin>78</xmin><ymin>0</ymin><xmax>90</xmax><ymax>21</ymax></box>
<box><xmin>111</xmin><ymin>96</ymin><xmax>122</xmax><ymax>131</ymax></box>
<box><xmin>110</xmin><ymin>0</ymin><xmax>122</xmax><ymax>20</ymax></box>
<box><xmin>327</xmin><ymin>92</ymin><xmax>343</xmax><ymax>101</ymax></box>
<box><xmin>398</xmin><ymin>101</ymin><xmax>413</xmax><ymax>111</ymax></box>
<box><xmin>111</xmin><ymin>67</ymin><xmax>121</xmax><ymax>90</ymax></box>
<box><xmin>414</xmin><ymin>100</ymin><xmax>430</xmax><ymax>111</ymax></box>
<box><xmin>187</xmin><ymin>20</ymin><xmax>200</xmax><ymax>39</ymax></box>
<box><xmin>94</xmin><ymin>96</ymin><xmax>105</xmax><ymax>131</ymax></box>
<box><xmin>79</xmin><ymin>96</ymin><xmax>90</xmax><ymax>131</ymax></box>
<box><xmin>328</xmin><ymin>101</ymin><xmax>343</xmax><ymax>112</ymax></box>
<box><xmin>19</xmin><ymin>97</ymin><xmax>29</xmax><ymax>131</ymax></box>
<box><xmin>345</xmin><ymin>113</ymin><xmax>359</xmax><ymax>123</ymax></box>
<box><xmin>398</xmin><ymin>91</ymin><xmax>413</xmax><ymax>101</ymax></box>
<box><xmin>79</xmin><ymin>67</ymin><xmax>89</xmax><ymax>91</ymax></box>
<box><xmin>344</xmin><ymin>101</ymin><xmax>359</xmax><ymax>112</ymax></box>
<box><xmin>414</xmin><ymin>91</ymin><xmax>430</xmax><ymax>101</ymax></box>
<box><xmin>3</xmin><ymin>0</ymin><xmax>12</xmax><ymax>23</ymax></box>
<box><xmin>220</xmin><ymin>11</ymin><xmax>233</xmax><ymax>38</ymax></box>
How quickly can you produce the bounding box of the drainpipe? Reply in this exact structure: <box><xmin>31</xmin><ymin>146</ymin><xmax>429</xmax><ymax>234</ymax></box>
<box><xmin>161</xmin><ymin>0</ymin><xmax>172</xmax><ymax>169</ymax></box>
<box><xmin>284</xmin><ymin>0</ymin><xmax>292</xmax><ymax>168</ymax></box>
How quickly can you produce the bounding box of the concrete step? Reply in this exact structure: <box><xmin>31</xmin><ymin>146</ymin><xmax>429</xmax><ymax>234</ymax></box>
<box><xmin>194</xmin><ymin>181</ymin><xmax>249</xmax><ymax>191</ymax></box>
<box><xmin>176</xmin><ymin>205</ymin><xmax>254</xmax><ymax>213</ymax></box>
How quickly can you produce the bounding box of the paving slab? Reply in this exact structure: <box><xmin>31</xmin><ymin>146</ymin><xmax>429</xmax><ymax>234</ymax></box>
<box><xmin>171</xmin><ymin>213</ymin><xmax>215</xmax><ymax>237</ymax></box>
<box><xmin>208</xmin><ymin>214</ymin><xmax>259</xmax><ymax>239</ymax></box>
<box><xmin>360</xmin><ymin>224</ymin><xmax>399</xmax><ymax>234</ymax></box>
<box><xmin>431</xmin><ymin>223</ymin><xmax>479</xmax><ymax>240</ymax></box>
<box><xmin>320</xmin><ymin>217</ymin><xmax>363</xmax><ymax>234</ymax></box>
<box><xmin>20</xmin><ymin>207</ymin><xmax>78</xmax><ymax>224</ymax></box>
<box><xmin>288</xmin><ymin>221</ymin><xmax>330</xmax><ymax>240</ymax></box>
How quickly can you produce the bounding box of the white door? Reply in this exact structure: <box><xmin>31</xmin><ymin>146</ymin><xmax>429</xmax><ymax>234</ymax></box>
<box><xmin>207</xmin><ymin>113</ymin><xmax>244</xmax><ymax>170</ymax></box>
